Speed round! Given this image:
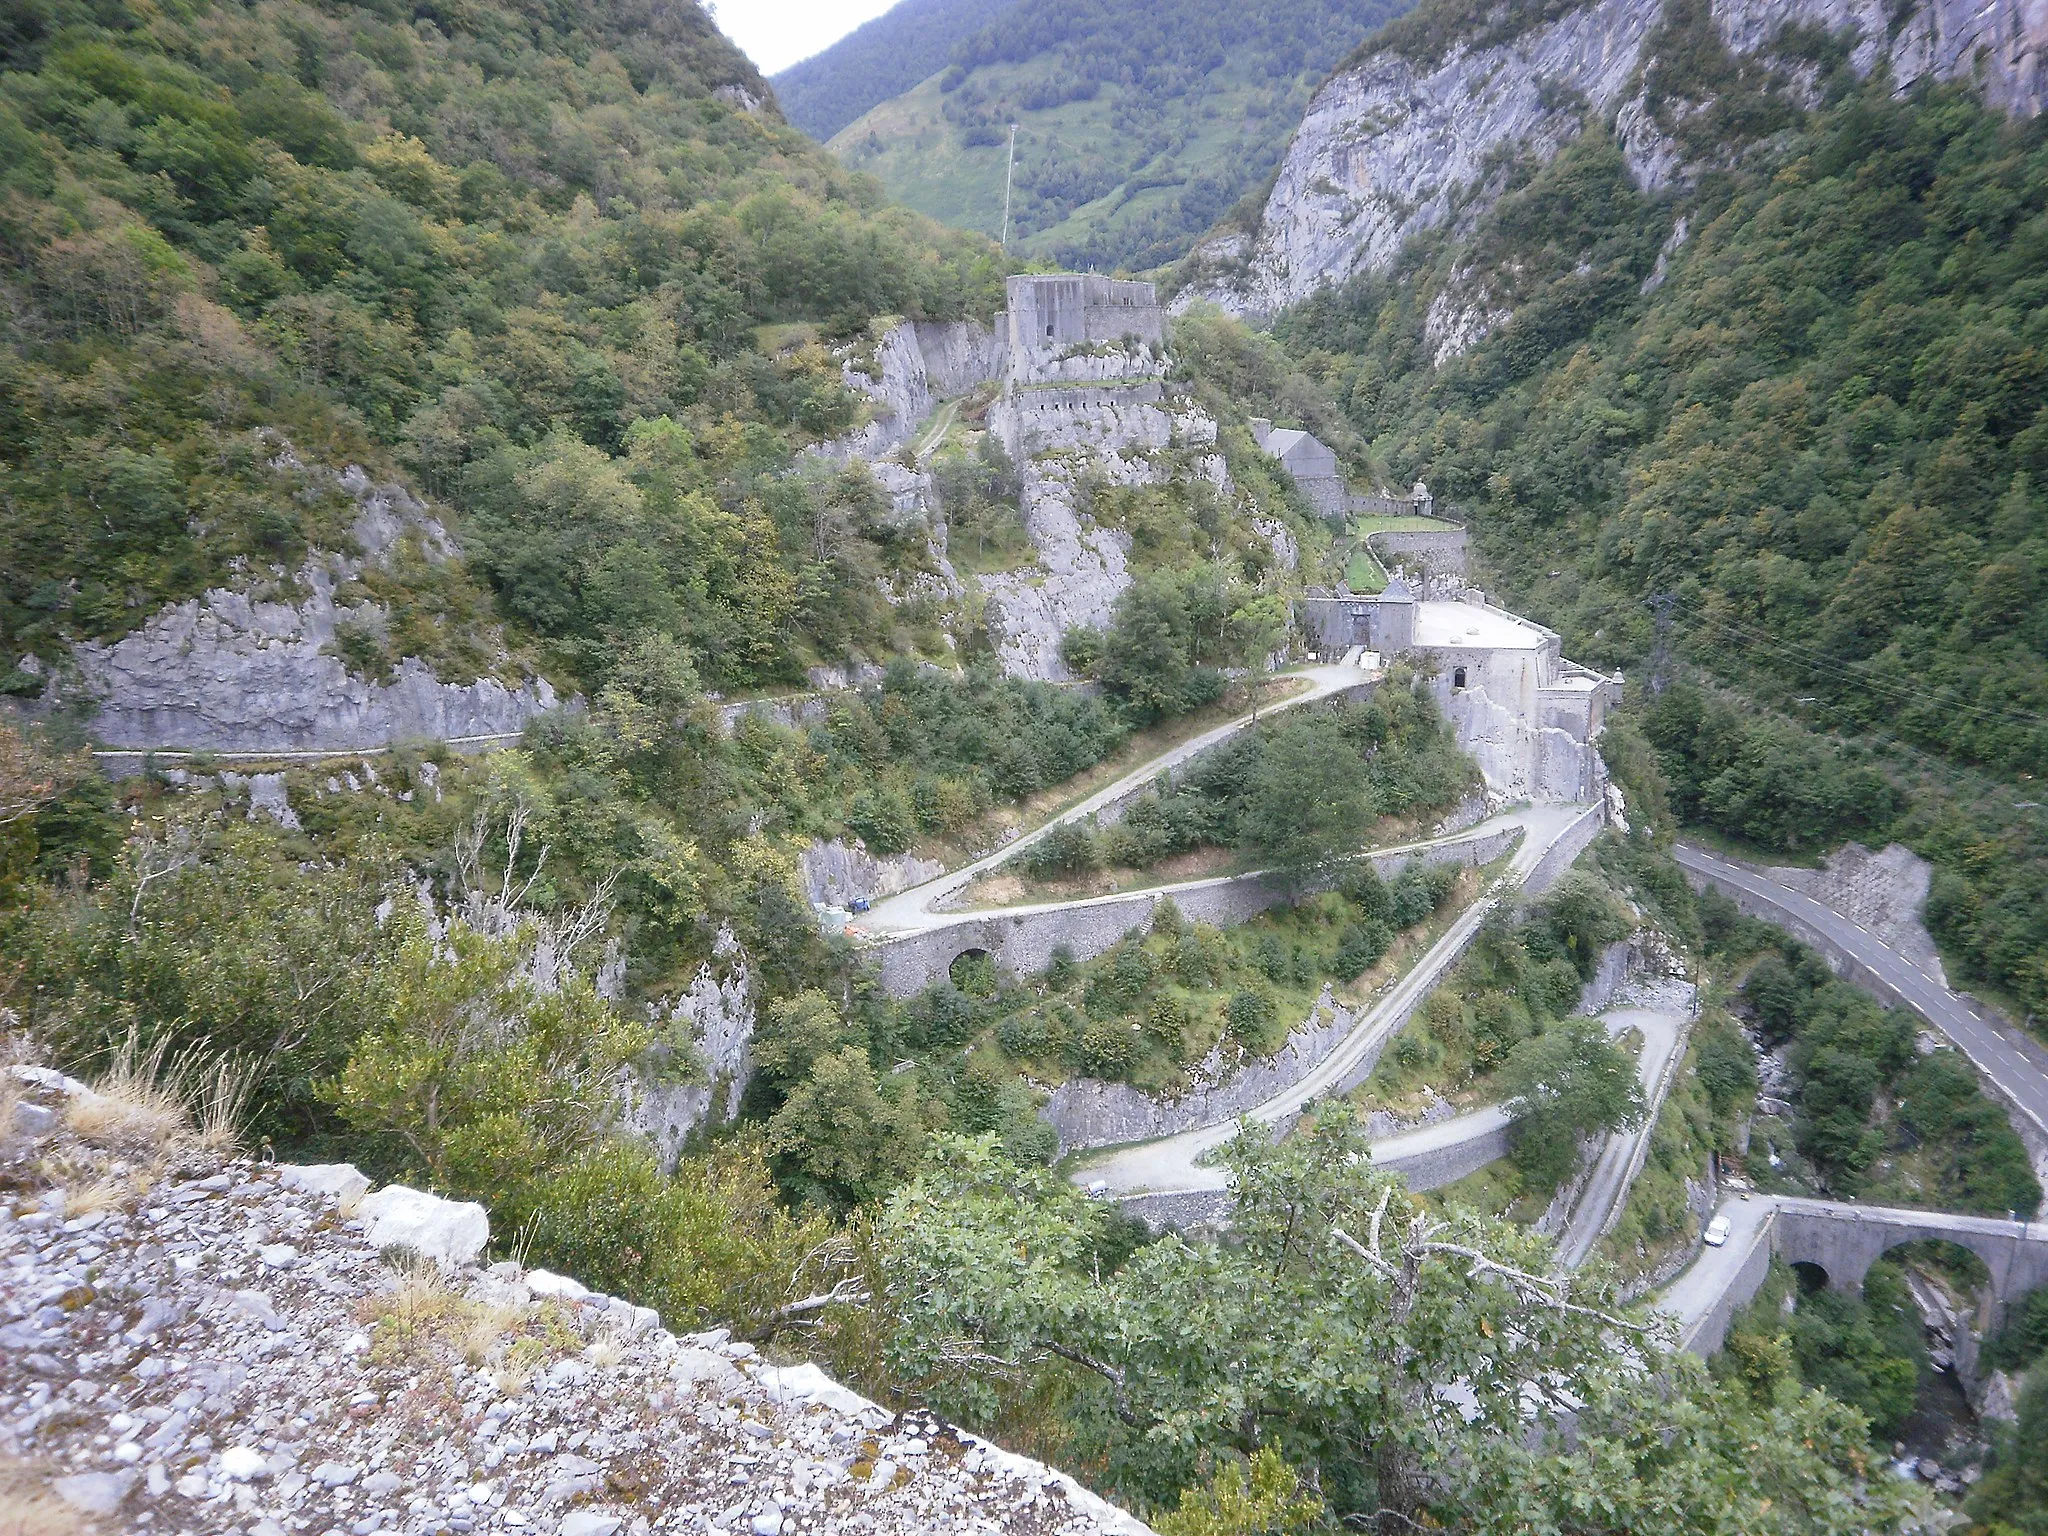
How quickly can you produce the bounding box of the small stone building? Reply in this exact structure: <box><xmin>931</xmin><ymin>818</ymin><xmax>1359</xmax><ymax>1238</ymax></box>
<box><xmin>1251</xmin><ymin>418</ymin><xmax>1346</xmax><ymax>520</ymax></box>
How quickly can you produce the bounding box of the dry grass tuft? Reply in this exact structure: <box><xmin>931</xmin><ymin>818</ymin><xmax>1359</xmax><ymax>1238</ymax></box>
<box><xmin>64</xmin><ymin>1034</ymin><xmax>257</xmax><ymax>1158</ymax></box>
<box><xmin>189</xmin><ymin>1054</ymin><xmax>257</xmax><ymax>1155</ymax></box>
<box><xmin>457</xmin><ymin>1301</ymin><xmax>526</xmax><ymax>1368</ymax></box>
<box><xmin>0</xmin><ymin>1455</ymin><xmax>93</xmax><ymax>1536</ymax></box>
<box><xmin>583</xmin><ymin>1332</ymin><xmax>625</xmax><ymax>1370</ymax></box>
<box><xmin>59</xmin><ymin>1176</ymin><xmax>132</xmax><ymax>1220</ymax></box>
<box><xmin>66</xmin><ymin>1036</ymin><xmax>188</xmax><ymax>1155</ymax></box>
<box><xmin>0</xmin><ymin>1074</ymin><xmax>23</xmax><ymax>1146</ymax></box>
<box><xmin>494</xmin><ymin>1335</ymin><xmax>550</xmax><ymax>1396</ymax></box>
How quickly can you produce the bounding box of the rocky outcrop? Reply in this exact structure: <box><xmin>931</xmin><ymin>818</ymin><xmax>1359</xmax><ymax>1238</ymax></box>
<box><xmin>1187</xmin><ymin>0</ymin><xmax>1660</xmax><ymax>317</ymax></box>
<box><xmin>978</xmin><ymin>276</ymin><xmax>1234</xmax><ymax>681</ymax></box>
<box><xmin>1760</xmin><ymin>842</ymin><xmax>1948</xmax><ymax>982</ymax></box>
<box><xmin>978</xmin><ymin>466</ymin><xmax>1136</xmax><ymax>681</ymax></box>
<box><xmin>0</xmin><ymin>1069</ymin><xmax>1152</xmax><ymax>1536</ymax></box>
<box><xmin>1192</xmin><ymin>0</ymin><xmax>2048</xmax><ymax>318</ymax></box>
<box><xmin>823</xmin><ymin>319</ymin><xmax>1004</xmax><ymax>463</ymax></box>
<box><xmin>1717</xmin><ymin>0</ymin><xmax>2048</xmax><ymax>116</ymax></box>
<box><xmin>620</xmin><ymin>927</ymin><xmax>755</xmax><ymax>1169</ymax></box>
<box><xmin>53</xmin><ymin>454</ymin><xmax>559</xmax><ymax>753</ymax></box>
<box><xmin>799</xmin><ymin>838</ymin><xmax>946</xmax><ymax>909</ymax></box>
<box><xmin>1042</xmin><ymin>989</ymin><xmax>1368</xmax><ymax>1155</ymax></box>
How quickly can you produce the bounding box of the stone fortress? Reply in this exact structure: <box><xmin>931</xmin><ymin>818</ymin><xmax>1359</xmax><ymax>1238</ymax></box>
<box><xmin>990</xmin><ymin>274</ymin><xmax>1180</xmax><ymax>459</ymax></box>
<box><xmin>825</xmin><ymin>271</ymin><xmax>1616</xmax><ymax>803</ymax></box>
<box><xmin>1300</xmin><ymin>577</ymin><xmax>1621</xmax><ymax>804</ymax></box>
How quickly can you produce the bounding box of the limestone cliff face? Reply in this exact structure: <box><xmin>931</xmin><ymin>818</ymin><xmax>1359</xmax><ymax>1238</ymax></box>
<box><xmin>1189</xmin><ymin>0</ymin><xmax>2048</xmax><ymax>319</ymax></box>
<box><xmin>54</xmin><ymin>456</ymin><xmax>560</xmax><ymax>753</ymax></box>
<box><xmin>825</xmin><ymin>318</ymin><xmax>1004</xmax><ymax>465</ymax></box>
<box><xmin>621</xmin><ymin>924</ymin><xmax>756</xmax><ymax>1170</ymax></box>
<box><xmin>979</xmin><ymin>276</ymin><xmax>1230</xmax><ymax>680</ymax></box>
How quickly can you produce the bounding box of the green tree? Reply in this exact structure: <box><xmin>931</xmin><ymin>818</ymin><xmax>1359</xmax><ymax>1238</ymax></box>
<box><xmin>1155</xmin><ymin>1449</ymin><xmax>1325</xmax><ymax>1536</ymax></box>
<box><xmin>1498</xmin><ymin>1016</ymin><xmax>1645</xmax><ymax>1188</ymax></box>
<box><xmin>1970</xmin><ymin>1365</ymin><xmax>2048</xmax><ymax>1536</ymax></box>
<box><xmin>879</xmin><ymin>1108</ymin><xmax>1907</xmax><ymax>1533</ymax></box>
<box><xmin>766</xmin><ymin>1046</ymin><xmax>942</xmax><ymax>1206</ymax></box>
<box><xmin>1235</xmin><ymin>712</ymin><xmax>1377</xmax><ymax>875</ymax></box>
<box><xmin>326</xmin><ymin>905</ymin><xmax>647</xmax><ymax>1200</ymax></box>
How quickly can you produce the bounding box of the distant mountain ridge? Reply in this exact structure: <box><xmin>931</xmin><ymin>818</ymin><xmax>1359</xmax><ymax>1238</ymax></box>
<box><xmin>772</xmin><ymin>0</ymin><xmax>1016</xmax><ymax>143</ymax></box>
<box><xmin>813</xmin><ymin>0</ymin><xmax>1413</xmax><ymax>272</ymax></box>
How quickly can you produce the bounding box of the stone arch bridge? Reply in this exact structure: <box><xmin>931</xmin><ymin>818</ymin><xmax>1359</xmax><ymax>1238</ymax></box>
<box><xmin>1676</xmin><ymin>1196</ymin><xmax>2048</xmax><ymax>1357</ymax></box>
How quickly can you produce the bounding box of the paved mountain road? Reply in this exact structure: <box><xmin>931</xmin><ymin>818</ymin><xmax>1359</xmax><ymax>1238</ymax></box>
<box><xmin>1068</xmin><ymin>803</ymin><xmax>1597</xmax><ymax>1200</ymax></box>
<box><xmin>1551</xmin><ymin>1003</ymin><xmax>1692</xmax><ymax>1270</ymax></box>
<box><xmin>1676</xmin><ymin>843</ymin><xmax>2048</xmax><ymax>1145</ymax></box>
<box><xmin>854</xmin><ymin>662</ymin><xmax>1379</xmax><ymax>937</ymax></box>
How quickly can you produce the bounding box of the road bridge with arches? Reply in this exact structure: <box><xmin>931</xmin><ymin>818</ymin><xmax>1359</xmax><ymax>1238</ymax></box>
<box><xmin>1666</xmin><ymin>1195</ymin><xmax>2048</xmax><ymax>1357</ymax></box>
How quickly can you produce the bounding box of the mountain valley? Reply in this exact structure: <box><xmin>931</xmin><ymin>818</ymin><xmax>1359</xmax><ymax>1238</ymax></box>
<box><xmin>5</xmin><ymin>0</ymin><xmax>2048</xmax><ymax>1531</ymax></box>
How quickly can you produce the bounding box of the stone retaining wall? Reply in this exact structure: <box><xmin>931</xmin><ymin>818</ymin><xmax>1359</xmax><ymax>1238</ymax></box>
<box><xmin>1682</xmin><ymin>1212</ymin><xmax>1777</xmax><ymax>1357</ymax></box>
<box><xmin>1523</xmin><ymin>802</ymin><xmax>1607</xmax><ymax>897</ymax></box>
<box><xmin>1367</xmin><ymin>528</ymin><xmax>1468</xmax><ymax>579</ymax></box>
<box><xmin>870</xmin><ymin>822</ymin><xmax>1522</xmax><ymax>997</ymax></box>
<box><xmin>1044</xmin><ymin>991</ymin><xmax>1361</xmax><ymax>1154</ymax></box>
<box><xmin>1117</xmin><ymin>1117</ymin><xmax>1517</xmax><ymax>1233</ymax></box>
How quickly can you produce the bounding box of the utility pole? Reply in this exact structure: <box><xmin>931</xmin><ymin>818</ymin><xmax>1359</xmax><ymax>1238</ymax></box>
<box><xmin>1000</xmin><ymin>122</ymin><xmax>1018</xmax><ymax>252</ymax></box>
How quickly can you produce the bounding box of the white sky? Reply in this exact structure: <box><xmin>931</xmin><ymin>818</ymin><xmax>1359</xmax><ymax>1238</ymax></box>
<box><xmin>711</xmin><ymin>0</ymin><xmax>903</xmax><ymax>76</ymax></box>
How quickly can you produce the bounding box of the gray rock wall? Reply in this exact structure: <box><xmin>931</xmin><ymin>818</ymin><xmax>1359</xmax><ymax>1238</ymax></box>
<box><xmin>621</xmin><ymin>927</ymin><xmax>755</xmax><ymax>1170</ymax></box>
<box><xmin>57</xmin><ymin>457</ymin><xmax>560</xmax><ymax>753</ymax></box>
<box><xmin>823</xmin><ymin>319</ymin><xmax>1003</xmax><ymax>463</ymax></box>
<box><xmin>1043</xmin><ymin>990</ymin><xmax>1363</xmax><ymax>1154</ymax></box>
<box><xmin>799</xmin><ymin>838</ymin><xmax>946</xmax><ymax>908</ymax></box>
<box><xmin>1191</xmin><ymin>0</ymin><xmax>2048</xmax><ymax>320</ymax></box>
<box><xmin>1117</xmin><ymin>1116</ymin><xmax>1517</xmax><ymax>1233</ymax></box>
<box><xmin>1368</xmin><ymin>528</ymin><xmax>1469</xmax><ymax>579</ymax></box>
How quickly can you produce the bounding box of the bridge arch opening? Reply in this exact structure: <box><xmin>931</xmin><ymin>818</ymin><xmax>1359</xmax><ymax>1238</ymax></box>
<box><xmin>1790</xmin><ymin>1260</ymin><xmax>1831</xmax><ymax>1295</ymax></box>
<box><xmin>949</xmin><ymin>947</ymin><xmax>999</xmax><ymax>999</ymax></box>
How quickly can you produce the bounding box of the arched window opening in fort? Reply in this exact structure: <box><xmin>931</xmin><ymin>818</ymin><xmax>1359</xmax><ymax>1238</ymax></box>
<box><xmin>1045</xmin><ymin>323</ymin><xmax>1054</xmax><ymax>337</ymax></box>
<box><xmin>1453</xmin><ymin>666</ymin><xmax>1467</xmax><ymax>689</ymax></box>
<box><xmin>949</xmin><ymin>948</ymin><xmax>999</xmax><ymax>999</ymax></box>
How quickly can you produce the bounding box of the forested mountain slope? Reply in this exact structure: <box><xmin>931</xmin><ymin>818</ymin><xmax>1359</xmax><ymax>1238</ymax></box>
<box><xmin>0</xmin><ymin>0</ymin><xmax>1001</xmax><ymax>712</ymax></box>
<box><xmin>1218</xmin><ymin>0</ymin><xmax>2048</xmax><ymax>1019</ymax></box>
<box><xmin>822</xmin><ymin>0</ymin><xmax>1413</xmax><ymax>272</ymax></box>
<box><xmin>772</xmin><ymin>0</ymin><xmax>1015</xmax><ymax>143</ymax></box>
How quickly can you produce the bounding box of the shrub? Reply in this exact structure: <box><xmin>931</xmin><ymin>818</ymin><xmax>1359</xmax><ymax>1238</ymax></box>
<box><xmin>1226</xmin><ymin>988</ymin><xmax>1276</xmax><ymax>1045</ymax></box>
<box><xmin>1333</xmin><ymin>920</ymin><xmax>1392</xmax><ymax>978</ymax></box>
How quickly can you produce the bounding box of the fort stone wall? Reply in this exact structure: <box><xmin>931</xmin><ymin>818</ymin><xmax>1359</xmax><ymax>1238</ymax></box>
<box><xmin>1368</xmin><ymin>527</ymin><xmax>1469</xmax><ymax>579</ymax></box>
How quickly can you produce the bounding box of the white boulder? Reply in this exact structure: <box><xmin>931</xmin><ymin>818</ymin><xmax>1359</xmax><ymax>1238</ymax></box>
<box><xmin>356</xmin><ymin>1184</ymin><xmax>489</xmax><ymax>1266</ymax></box>
<box><xmin>278</xmin><ymin>1162</ymin><xmax>371</xmax><ymax>1210</ymax></box>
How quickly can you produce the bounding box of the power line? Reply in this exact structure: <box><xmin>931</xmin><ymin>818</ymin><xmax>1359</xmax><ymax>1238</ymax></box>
<box><xmin>1667</xmin><ymin>595</ymin><xmax>2048</xmax><ymax>734</ymax></box>
<box><xmin>1679</xmin><ymin>631</ymin><xmax>2047</xmax><ymax>826</ymax></box>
